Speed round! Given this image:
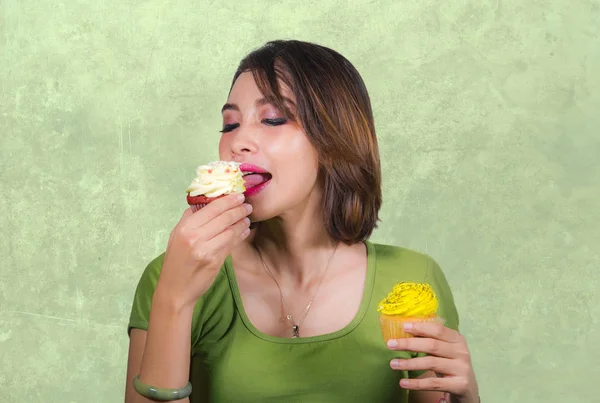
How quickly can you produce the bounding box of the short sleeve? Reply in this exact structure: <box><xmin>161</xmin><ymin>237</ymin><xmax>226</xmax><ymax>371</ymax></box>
<box><xmin>408</xmin><ymin>255</ymin><xmax>460</xmax><ymax>379</ymax></box>
<box><xmin>127</xmin><ymin>253</ymin><xmax>165</xmax><ymax>336</ymax></box>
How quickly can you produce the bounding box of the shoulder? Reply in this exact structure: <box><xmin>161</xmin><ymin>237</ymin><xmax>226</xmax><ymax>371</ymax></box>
<box><xmin>370</xmin><ymin>242</ymin><xmax>435</xmax><ymax>275</ymax></box>
<box><xmin>369</xmin><ymin>240</ymin><xmax>448</xmax><ymax>286</ymax></box>
<box><xmin>128</xmin><ymin>253</ymin><xmax>233</xmax><ymax>339</ymax></box>
<box><xmin>371</xmin><ymin>242</ymin><xmax>426</xmax><ymax>260</ymax></box>
<box><xmin>127</xmin><ymin>253</ymin><xmax>166</xmax><ymax>334</ymax></box>
<box><xmin>139</xmin><ymin>252</ymin><xmax>166</xmax><ymax>284</ymax></box>
<box><xmin>129</xmin><ymin>252</ymin><xmax>167</xmax><ymax>317</ymax></box>
<box><xmin>134</xmin><ymin>252</ymin><xmax>230</xmax><ymax>296</ymax></box>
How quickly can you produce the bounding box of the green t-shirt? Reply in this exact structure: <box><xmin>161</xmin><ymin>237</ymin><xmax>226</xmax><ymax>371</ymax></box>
<box><xmin>128</xmin><ymin>241</ymin><xmax>459</xmax><ymax>403</ymax></box>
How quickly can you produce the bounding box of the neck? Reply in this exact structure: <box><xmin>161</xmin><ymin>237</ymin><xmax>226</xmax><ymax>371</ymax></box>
<box><xmin>250</xmin><ymin>211</ymin><xmax>339</xmax><ymax>287</ymax></box>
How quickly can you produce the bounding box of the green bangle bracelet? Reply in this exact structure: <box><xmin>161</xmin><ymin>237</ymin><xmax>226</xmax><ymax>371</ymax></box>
<box><xmin>133</xmin><ymin>375</ymin><xmax>192</xmax><ymax>401</ymax></box>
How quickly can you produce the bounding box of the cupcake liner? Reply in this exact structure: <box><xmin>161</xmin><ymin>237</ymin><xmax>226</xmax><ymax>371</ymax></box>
<box><xmin>379</xmin><ymin>314</ymin><xmax>445</xmax><ymax>342</ymax></box>
<box><xmin>190</xmin><ymin>203</ymin><xmax>208</xmax><ymax>212</ymax></box>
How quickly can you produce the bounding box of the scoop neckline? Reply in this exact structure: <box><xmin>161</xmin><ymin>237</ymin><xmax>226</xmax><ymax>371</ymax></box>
<box><xmin>224</xmin><ymin>240</ymin><xmax>377</xmax><ymax>344</ymax></box>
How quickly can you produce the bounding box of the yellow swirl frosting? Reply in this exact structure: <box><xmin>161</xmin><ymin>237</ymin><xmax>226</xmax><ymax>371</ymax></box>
<box><xmin>186</xmin><ymin>161</ymin><xmax>245</xmax><ymax>198</ymax></box>
<box><xmin>377</xmin><ymin>282</ymin><xmax>438</xmax><ymax>316</ymax></box>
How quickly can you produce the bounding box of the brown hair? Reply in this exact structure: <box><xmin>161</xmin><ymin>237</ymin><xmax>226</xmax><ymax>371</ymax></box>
<box><xmin>230</xmin><ymin>40</ymin><xmax>382</xmax><ymax>245</ymax></box>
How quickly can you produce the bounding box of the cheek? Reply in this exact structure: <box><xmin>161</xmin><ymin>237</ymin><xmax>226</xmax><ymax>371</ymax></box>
<box><xmin>274</xmin><ymin>131</ymin><xmax>318</xmax><ymax>164</ymax></box>
<box><xmin>275</xmin><ymin>148</ymin><xmax>319</xmax><ymax>186</ymax></box>
<box><xmin>293</xmin><ymin>153</ymin><xmax>319</xmax><ymax>177</ymax></box>
<box><xmin>294</xmin><ymin>144</ymin><xmax>320</xmax><ymax>173</ymax></box>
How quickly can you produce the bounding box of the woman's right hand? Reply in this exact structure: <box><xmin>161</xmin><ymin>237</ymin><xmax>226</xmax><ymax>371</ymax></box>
<box><xmin>155</xmin><ymin>193</ymin><xmax>252</xmax><ymax>310</ymax></box>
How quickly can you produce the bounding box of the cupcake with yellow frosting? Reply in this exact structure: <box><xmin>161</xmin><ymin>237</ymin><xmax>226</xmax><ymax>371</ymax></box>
<box><xmin>377</xmin><ymin>282</ymin><xmax>442</xmax><ymax>341</ymax></box>
<box><xmin>186</xmin><ymin>161</ymin><xmax>246</xmax><ymax>212</ymax></box>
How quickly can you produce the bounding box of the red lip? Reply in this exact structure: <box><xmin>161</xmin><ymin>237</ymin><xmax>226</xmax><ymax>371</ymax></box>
<box><xmin>240</xmin><ymin>163</ymin><xmax>269</xmax><ymax>174</ymax></box>
<box><xmin>240</xmin><ymin>163</ymin><xmax>271</xmax><ymax>198</ymax></box>
<box><xmin>244</xmin><ymin>178</ymin><xmax>270</xmax><ymax>197</ymax></box>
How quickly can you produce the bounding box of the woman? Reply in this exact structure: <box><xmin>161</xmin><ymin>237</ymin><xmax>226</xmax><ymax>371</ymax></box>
<box><xmin>125</xmin><ymin>40</ymin><xmax>480</xmax><ymax>403</ymax></box>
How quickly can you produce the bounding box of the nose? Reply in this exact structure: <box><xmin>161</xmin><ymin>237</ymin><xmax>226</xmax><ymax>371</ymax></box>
<box><xmin>228</xmin><ymin>125</ymin><xmax>258</xmax><ymax>158</ymax></box>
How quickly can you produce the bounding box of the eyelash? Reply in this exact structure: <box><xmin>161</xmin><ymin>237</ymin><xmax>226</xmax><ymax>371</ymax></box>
<box><xmin>219</xmin><ymin>118</ymin><xmax>287</xmax><ymax>133</ymax></box>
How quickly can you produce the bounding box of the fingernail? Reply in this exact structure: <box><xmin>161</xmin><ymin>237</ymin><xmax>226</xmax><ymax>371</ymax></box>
<box><xmin>400</xmin><ymin>379</ymin><xmax>409</xmax><ymax>388</ymax></box>
<box><xmin>243</xmin><ymin>217</ymin><xmax>250</xmax><ymax>225</ymax></box>
<box><xmin>241</xmin><ymin>228</ymin><xmax>250</xmax><ymax>237</ymax></box>
<box><xmin>390</xmin><ymin>359</ymin><xmax>399</xmax><ymax>369</ymax></box>
<box><xmin>387</xmin><ymin>339</ymin><xmax>398</xmax><ymax>348</ymax></box>
<box><xmin>244</xmin><ymin>203</ymin><xmax>253</xmax><ymax>213</ymax></box>
<box><xmin>403</xmin><ymin>322</ymin><xmax>413</xmax><ymax>331</ymax></box>
<box><xmin>236</xmin><ymin>193</ymin><xmax>245</xmax><ymax>201</ymax></box>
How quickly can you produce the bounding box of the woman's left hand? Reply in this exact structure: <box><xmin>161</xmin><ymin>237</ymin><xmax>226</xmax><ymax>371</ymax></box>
<box><xmin>387</xmin><ymin>321</ymin><xmax>479</xmax><ymax>403</ymax></box>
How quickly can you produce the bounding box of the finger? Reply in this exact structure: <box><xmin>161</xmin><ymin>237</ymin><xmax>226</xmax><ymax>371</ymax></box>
<box><xmin>203</xmin><ymin>216</ymin><xmax>252</xmax><ymax>255</ymax></box>
<box><xmin>390</xmin><ymin>356</ymin><xmax>455</xmax><ymax>376</ymax></box>
<box><xmin>400</xmin><ymin>321</ymin><xmax>463</xmax><ymax>343</ymax></box>
<box><xmin>387</xmin><ymin>337</ymin><xmax>455</xmax><ymax>359</ymax></box>
<box><xmin>399</xmin><ymin>375</ymin><xmax>463</xmax><ymax>394</ymax></box>
<box><xmin>189</xmin><ymin>217</ymin><xmax>250</xmax><ymax>270</ymax></box>
<box><xmin>172</xmin><ymin>208</ymin><xmax>195</xmax><ymax>240</ymax></box>
<box><xmin>204</xmin><ymin>202</ymin><xmax>253</xmax><ymax>239</ymax></box>
<box><xmin>197</xmin><ymin>202</ymin><xmax>253</xmax><ymax>240</ymax></box>
<box><xmin>187</xmin><ymin>193</ymin><xmax>246</xmax><ymax>228</ymax></box>
<box><xmin>182</xmin><ymin>206</ymin><xmax>194</xmax><ymax>219</ymax></box>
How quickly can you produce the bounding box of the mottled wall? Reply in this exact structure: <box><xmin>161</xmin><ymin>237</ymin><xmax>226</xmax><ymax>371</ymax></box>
<box><xmin>1</xmin><ymin>1</ymin><xmax>599</xmax><ymax>402</ymax></box>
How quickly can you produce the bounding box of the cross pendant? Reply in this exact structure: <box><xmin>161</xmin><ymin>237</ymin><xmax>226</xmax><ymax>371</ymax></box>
<box><xmin>291</xmin><ymin>325</ymin><xmax>299</xmax><ymax>338</ymax></box>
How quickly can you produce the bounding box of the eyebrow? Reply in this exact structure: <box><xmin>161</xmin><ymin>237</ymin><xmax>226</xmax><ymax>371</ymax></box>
<box><xmin>221</xmin><ymin>96</ymin><xmax>296</xmax><ymax>114</ymax></box>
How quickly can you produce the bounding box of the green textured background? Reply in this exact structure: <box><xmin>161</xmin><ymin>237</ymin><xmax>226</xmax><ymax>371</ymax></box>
<box><xmin>1</xmin><ymin>1</ymin><xmax>599</xmax><ymax>402</ymax></box>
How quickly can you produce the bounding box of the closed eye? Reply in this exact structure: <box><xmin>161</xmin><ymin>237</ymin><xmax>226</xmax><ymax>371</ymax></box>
<box><xmin>219</xmin><ymin>123</ymin><xmax>239</xmax><ymax>133</ymax></box>
<box><xmin>219</xmin><ymin>118</ymin><xmax>287</xmax><ymax>133</ymax></box>
<box><xmin>262</xmin><ymin>118</ymin><xmax>287</xmax><ymax>126</ymax></box>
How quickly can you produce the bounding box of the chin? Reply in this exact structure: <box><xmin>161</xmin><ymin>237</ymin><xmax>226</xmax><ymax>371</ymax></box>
<box><xmin>246</xmin><ymin>203</ymin><xmax>284</xmax><ymax>226</ymax></box>
<box><xmin>244</xmin><ymin>185</ymin><xmax>314</xmax><ymax>225</ymax></box>
<box><xmin>248</xmin><ymin>212</ymin><xmax>273</xmax><ymax>227</ymax></box>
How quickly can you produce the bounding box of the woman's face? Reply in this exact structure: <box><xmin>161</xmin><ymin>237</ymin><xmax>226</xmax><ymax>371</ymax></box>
<box><xmin>218</xmin><ymin>71</ymin><xmax>321</xmax><ymax>222</ymax></box>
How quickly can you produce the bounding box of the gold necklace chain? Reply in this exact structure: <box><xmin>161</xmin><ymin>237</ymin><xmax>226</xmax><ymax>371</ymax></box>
<box><xmin>255</xmin><ymin>242</ymin><xmax>339</xmax><ymax>338</ymax></box>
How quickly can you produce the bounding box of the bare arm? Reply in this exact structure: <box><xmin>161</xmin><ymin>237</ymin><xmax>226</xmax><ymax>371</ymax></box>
<box><xmin>124</xmin><ymin>196</ymin><xmax>252</xmax><ymax>402</ymax></box>
<box><xmin>124</xmin><ymin>287</ymin><xmax>195</xmax><ymax>403</ymax></box>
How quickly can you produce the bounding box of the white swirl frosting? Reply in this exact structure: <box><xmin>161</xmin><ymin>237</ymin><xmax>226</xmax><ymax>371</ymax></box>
<box><xmin>186</xmin><ymin>161</ymin><xmax>245</xmax><ymax>198</ymax></box>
